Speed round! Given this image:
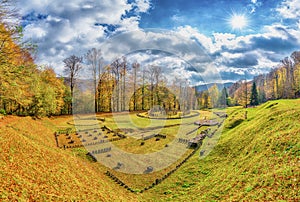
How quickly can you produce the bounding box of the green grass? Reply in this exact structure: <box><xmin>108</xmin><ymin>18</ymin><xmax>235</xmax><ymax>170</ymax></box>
<box><xmin>0</xmin><ymin>99</ymin><xmax>299</xmax><ymax>201</ymax></box>
<box><xmin>139</xmin><ymin>99</ymin><xmax>300</xmax><ymax>201</ymax></box>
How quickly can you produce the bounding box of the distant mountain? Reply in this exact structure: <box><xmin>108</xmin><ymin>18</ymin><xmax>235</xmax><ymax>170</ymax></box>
<box><xmin>60</xmin><ymin>76</ymin><xmax>234</xmax><ymax>94</ymax></box>
<box><xmin>194</xmin><ymin>82</ymin><xmax>234</xmax><ymax>92</ymax></box>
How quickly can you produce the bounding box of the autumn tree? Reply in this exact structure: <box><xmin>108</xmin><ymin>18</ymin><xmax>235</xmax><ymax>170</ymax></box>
<box><xmin>281</xmin><ymin>57</ymin><xmax>294</xmax><ymax>98</ymax></box>
<box><xmin>197</xmin><ymin>90</ymin><xmax>210</xmax><ymax>109</ymax></box>
<box><xmin>28</xmin><ymin>67</ymin><xmax>66</xmax><ymax>116</ymax></box>
<box><xmin>291</xmin><ymin>51</ymin><xmax>300</xmax><ymax>97</ymax></box>
<box><xmin>232</xmin><ymin>80</ymin><xmax>251</xmax><ymax>107</ymax></box>
<box><xmin>0</xmin><ymin>1</ymin><xmax>72</xmax><ymax>117</ymax></box>
<box><xmin>98</xmin><ymin>65</ymin><xmax>114</xmax><ymax>112</ymax></box>
<box><xmin>0</xmin><ymin>14</ymin><xmax>36</xmax><ymax>115</ymax></box>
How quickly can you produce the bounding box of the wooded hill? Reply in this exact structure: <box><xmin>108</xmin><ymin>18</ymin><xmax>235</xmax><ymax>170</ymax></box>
<box><xmin>0</xmin><ymin>4</ymin><xmax>72</xmax><ymax>117</ymax></box>
<box><xmin>197</xmin><ymin>51</ymin><xmax>300</xmax><ymax>108</ymax></box>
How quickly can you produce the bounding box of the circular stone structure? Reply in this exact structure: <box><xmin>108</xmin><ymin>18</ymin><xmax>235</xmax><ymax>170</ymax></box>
<box><xmin>137</xmin><ymin>110</ymin><xmax>200</xmax><ymax>120</ymax></box>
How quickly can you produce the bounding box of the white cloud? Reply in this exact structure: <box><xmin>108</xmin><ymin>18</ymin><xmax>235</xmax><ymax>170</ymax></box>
<box><xmin>117</xmin><ymin>16</ymin><xmax>141</xmax><ymax>32</ymax></box>
<box><xmin>46</xmin><ymin>15</ymin><xmax>62</xmax><ymax>23</ymax></box>
<box><xmin>96</xmin><ymin>28</ymin><xmax>223</xmax><ymax>85</ymax></box>
<box><xmin>277</xmin><ymin>0</ymin><xmax>300</xmax><ymax>19</ymax></box>
<box><xmin>16</xmin><ymin>0</ymin><xmax>153</xmax><ymax>75</ymax></box>
<box><xmin>23</xmin><ymin>24</ymin><xmax>47</xmax><ymax>39</ymax></box>
<box><xmin>176</xmin><ymin>26</ymin><xmax>214</xmax><ymax>53</ymax></box>
<box><xmin>15</xmin><ymin>0</ymin><xmax>300</xmax><ymax>83</ymax></box>
<box><xmin>256</xmin><ymin>53</ymin><xmax>280</xmax><ymax>69</ymax></box>
<box><xmin>134</xmin><ymin>0</ymin><xmax>151</xmax><ymax>13</ymax></box>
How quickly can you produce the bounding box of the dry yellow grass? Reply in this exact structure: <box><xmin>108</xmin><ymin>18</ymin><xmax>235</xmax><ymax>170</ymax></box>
<box><xmin>0</xmin><ymin>116</ymin><xmax>138</xmax><ymax>201</ymax></box>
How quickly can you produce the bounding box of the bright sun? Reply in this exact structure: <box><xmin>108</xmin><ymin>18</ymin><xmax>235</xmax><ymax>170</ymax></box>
<box><xmin>229</xmin><ymin>13</ymin><xmax>248</xmax><ymax>30</ymax></box>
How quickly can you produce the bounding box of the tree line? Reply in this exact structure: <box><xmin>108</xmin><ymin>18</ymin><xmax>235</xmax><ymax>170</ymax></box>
<box><xmin>63</xmin><ymin>51</ymin><xmax>197</xmax><ymax>114</ymax></box>
<box><xmin>228</xmin><ymin>51</ymin><xmax>300</xmax><ymax>107</ymax></box>
<box><xmin>2</xmin><ymin>1</ymin><xmax>299</xmax><ymax>116</ymax></box>
<box><xmin>0</xmin><ymin>1</ymin><xmax>71</xmax><ymax>117</ymax></box>
<box><xmin>197</xmin><ymin>51</ymin><xmax>300</xmax><ymax>109</ymax></box>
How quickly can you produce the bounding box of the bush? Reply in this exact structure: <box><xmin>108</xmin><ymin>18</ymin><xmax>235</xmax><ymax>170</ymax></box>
<box><xmin>0</xmin><ymin>109</ymin><xmax>6</xmax><ymax>115</ymax></box>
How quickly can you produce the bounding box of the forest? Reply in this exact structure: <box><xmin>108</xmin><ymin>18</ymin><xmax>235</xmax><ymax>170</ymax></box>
<box><xmin>227</xmin><ymin>51</ymin><xmax>300</xmax><ymax>107</ymax></box>
<box><xmin>1</xmin><ymin>1</ymin><xmax>300</xmax><ymax>117</ymax></box>
<box><xmin>197</xmin><ymin>51</ymin><xmax>300</xmax><ymax>109</ymax></box>
<box><xmin>73</xmin><ymin>53</ymin><xmax>197</xmax><ymax>114</ymax></box>
<box><xmin>0</xmin><ymin>1</ymin><xmax>69</xmax><ymax>117</ymax></box>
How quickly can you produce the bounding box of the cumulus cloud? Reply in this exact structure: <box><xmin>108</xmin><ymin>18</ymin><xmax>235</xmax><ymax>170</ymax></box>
<box><xmin>277</xmin><ymin>0</ymin><xmax>300</xmax><ymax>19</ymax></box>
<box><xmin>98</xmin><ymin>28</ymin><xmax>218</xmax><ymax>85</ymax></box>
<box><xmin>206</xmin><ymin>23</ymin><xmax>300</xmax><ymax>70</ymax></box>
<box><xmin>134</xmin><ymin>0</ymin><xmax>152</xmax><ymax>13</ymax></box>
<box><xmin>15</xmin><ymin>0</ymin><xmax>300</xmax><ymax>84</ymax></box>
<box><xmin>16</xmin><ymin>0</ymin><xmax>152</xmax><ymax>74</ymax></box>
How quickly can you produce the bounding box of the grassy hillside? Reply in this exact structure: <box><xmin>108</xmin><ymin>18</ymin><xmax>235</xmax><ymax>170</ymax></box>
<box><xmin>0</xmin><ymin>116</ymin><xmax>137</xmax><ymax>201</ymax></box>
<box><xmin>0</xmin><ymin>99</ymin><xmax>299</xmax><ymax>201</ymax></box>
<box><xmin>141</xmin><ymin>99</ymin><xmax>300</xmax><ymax>201</ymax></box>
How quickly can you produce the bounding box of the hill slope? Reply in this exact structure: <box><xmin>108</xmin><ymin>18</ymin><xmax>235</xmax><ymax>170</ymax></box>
<box><xmin>140</xmin><ymin>99</ymin><xmax>300</xmax><ymax>201</ymax></box>
<box><xmin>0</xmin><ymin>116</ymin><xmax>137</xmax><ymax>201</ymax></box>
<box><xmin>0</xmin><ymin>99</ymin><xmax>299</xmax><ymax>201</ymax></box>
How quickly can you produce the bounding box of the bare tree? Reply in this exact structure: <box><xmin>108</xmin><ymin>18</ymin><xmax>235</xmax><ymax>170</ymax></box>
<box><xmin>85</xmin><ymin>48</ymin><xmax>102</xmax><ymax>112</ymax></box>
<box><xmin>141</xmin><ymin>68</ymin><xmax>146</xmax><ymax>110</ymax></box>
<box><xmin>244</xmin><ymin>78</ymin><xmax>248</xmax><ymax>108</ymax></box>
<box><xmin>111</xmin><ymin>58</ymin><xmax>122</xmax><ymax>111</ymax></box>
<box><xmin>132</xmin><ymin>61</ymin><xmax>140</xmax><ymax>111</ymax></box>
<box><xmin>121</xmin><ymin>56</ymin><xmax>127</xmax><ymax>111</ymax></box>
<box><xmin>146</xmin><ymin>65</ymin><xmax>162</xmax><ymax>108</ymax></box>
<box><xmin>154</xmin><ymin>66</ymin><xmax>162</xmax><ymax>106</ymax></box>
<box><xmin>281</xmin><ymin>57</ymin><xmax>295</xmax><ymax>98</ymax></box>
<box><xmin>63</xmin><ymin>55</ymin><xmax>83</xmax><ymax>113</ymax></box>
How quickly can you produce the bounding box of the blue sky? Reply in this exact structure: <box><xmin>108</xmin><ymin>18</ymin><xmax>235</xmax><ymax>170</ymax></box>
<box><xmin>16</xmin><ymin>0</ymin><xmax>300</xmax><ymax>85</ymax></box>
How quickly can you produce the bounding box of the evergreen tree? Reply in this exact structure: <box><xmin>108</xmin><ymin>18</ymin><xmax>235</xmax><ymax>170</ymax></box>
<box><xmin>250</xmin><ymin>82</ymin><xmax>259</xmax><ymax>106</ymax></box>
<box><xmin>218</xmin><ymin>87</ymin><xmax>228</xmax><ymax>107</ymax></box>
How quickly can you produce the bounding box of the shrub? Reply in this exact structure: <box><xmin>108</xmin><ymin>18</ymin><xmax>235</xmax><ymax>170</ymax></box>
<box><xmin>0</xmin><ymin>109</ymin><xmax>6</xmax><ymax>115</ymax></box>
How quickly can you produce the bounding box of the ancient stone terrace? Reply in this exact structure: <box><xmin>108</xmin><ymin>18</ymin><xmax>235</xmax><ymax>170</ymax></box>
<box><xmin>194</xmin><ymin>119</ymin><xmax>219</xmax><ymax>126</ymax></box>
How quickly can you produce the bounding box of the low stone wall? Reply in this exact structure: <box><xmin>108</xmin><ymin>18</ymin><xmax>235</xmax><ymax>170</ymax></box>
<box><xmin>105</xmin><ymin>144</ymin><xmax>201</xmax><ymax>193</ymax></box>
<box><xmin>137</xmin><ymin>111</ymin><xmax>200</xmax><ymax>120</ymax></box>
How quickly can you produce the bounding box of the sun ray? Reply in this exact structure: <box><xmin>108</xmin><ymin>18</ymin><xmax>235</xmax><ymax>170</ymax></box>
<box><xmin>227</xmin><ymin>12</ymin><xmax>249</xmax><ymax>31</ymax></box>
